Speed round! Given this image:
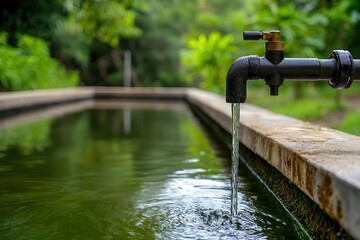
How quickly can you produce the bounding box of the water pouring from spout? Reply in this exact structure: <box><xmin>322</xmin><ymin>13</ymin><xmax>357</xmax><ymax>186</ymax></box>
<box><xmin>230</xmin><ymin>103</ymin><xmax>240</xmax><ymax>218</ymax></box>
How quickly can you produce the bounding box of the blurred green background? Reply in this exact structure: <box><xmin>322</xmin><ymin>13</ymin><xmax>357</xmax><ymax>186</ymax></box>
<box><xmin>1</xmin><ymin>0</ymin><xmax>360</xmax><ymax>134</ymax></box>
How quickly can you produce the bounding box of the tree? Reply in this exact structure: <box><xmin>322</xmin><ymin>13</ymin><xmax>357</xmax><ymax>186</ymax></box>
<box><xmin>128</xmin><ymin>0</ymin><xmax>198</xmax><ymax>87</ymax></box>
<box><xmin>70</xmin><ymin>0</ymin><xmax>142</xmax><ymax>48</ymax></box>
<box><xmin>0</xmin><ymin>0</ymin><xmax>145</xmax><ymax>88</ymax></box>
<box><xmin>0</xmin><ymin>0</ymin><xmax>63</xmax><ymax>46</ymax></box>
<box><xmin>63</xmin><ymin>0</ymin><xmax>145</xmax><ymax>85</ymax></box>
<box><xmin>182</xmin><ymin>32</ymin><xmax>237</xmax><ymax>93</ymax></box>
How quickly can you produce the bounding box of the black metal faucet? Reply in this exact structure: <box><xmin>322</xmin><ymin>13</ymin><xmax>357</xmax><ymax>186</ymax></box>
<box><xmin>226</xmin><ymin>30</ymin><xmax>360</xmax><ymax>103</ymax></box>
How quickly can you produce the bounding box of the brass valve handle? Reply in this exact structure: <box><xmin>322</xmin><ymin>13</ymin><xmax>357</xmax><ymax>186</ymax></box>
<box><xmin>243</xmin><ymin>30</ymin><xmax>284</xmax><ymax>52</ymax></box>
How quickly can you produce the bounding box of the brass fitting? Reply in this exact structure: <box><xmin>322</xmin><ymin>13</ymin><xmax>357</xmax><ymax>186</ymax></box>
<box><xmin>263</xmin><ymin>30</ymin><xmax>284</xmax><ymax>52</ymax></box>
<box><xmin>243</xmin><ymin>30</ymin><xmax>284</xmax><ymax>52</ymax></box>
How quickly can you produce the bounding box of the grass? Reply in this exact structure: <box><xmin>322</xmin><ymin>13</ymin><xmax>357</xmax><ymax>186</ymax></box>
<box><xmin>248</xmin><ymin>85</ymin><xmax>343</xmax><ymax>121</ymax></box>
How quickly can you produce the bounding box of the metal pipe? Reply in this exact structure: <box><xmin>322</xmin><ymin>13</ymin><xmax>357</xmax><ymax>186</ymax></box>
<box><xmin>353</xmin><ymin>60</ymin><xmax>360</xmax><ymax>79</ymax></box>
<box><xmin>258</xmin><ymin>58</ymin><xmax>334</xmax><ymax>79</ymax></box>
<box><xmin>226</xmin><ymin>51</ymin><xmax>359</xmax><ymax>103</ymax></box>
<box><xmin>226</xmin><ymin>56</ymin><xmax>251</xmax><ymax>103</ymax></box>
<box><xmin>227</xmin><ymin>30</ymin><xmax>360</xmax><ymax>103</ymax></box>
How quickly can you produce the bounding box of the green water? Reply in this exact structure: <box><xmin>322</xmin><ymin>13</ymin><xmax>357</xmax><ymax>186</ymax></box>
<box><xmin>0</xmin><ymin>105</ymin><xmax>304</xmax><ymax>239</ymax></box>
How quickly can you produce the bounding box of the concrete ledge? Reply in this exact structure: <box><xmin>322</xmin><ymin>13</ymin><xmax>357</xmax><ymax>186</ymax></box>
<box><xmin>0</xmin><ymin>87</ymin><xmax>186</xmax><ymax>115</ymax></box>
<box><xmin>0</xmin><ymin>88</ymin><xmax>94</xmax><ymax>112</ymax></box>
<box><xmin>1</xmin><ymin>87</ymin><xmax>360</xmax><ymax>238</ymax></box>
<box><xmin>186</xmin><ymin>88</ymin><xmax>360</xmax><ymax>239</ymax></box>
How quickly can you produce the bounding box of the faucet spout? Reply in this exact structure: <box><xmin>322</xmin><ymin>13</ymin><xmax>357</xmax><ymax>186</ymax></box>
<box><xmin>226</xmin><ymin>56</ymin><xmax>260</xmax><ymax>103</ymax></box>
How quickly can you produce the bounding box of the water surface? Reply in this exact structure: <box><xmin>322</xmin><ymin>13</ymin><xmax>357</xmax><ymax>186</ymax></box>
<box><xmin>0</xmin><ymin>103</ymin><xmax>304</xmax><ymax>239</ymax></box>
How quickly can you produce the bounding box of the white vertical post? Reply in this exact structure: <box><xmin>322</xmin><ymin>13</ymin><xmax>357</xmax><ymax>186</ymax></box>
<box><xmin>123</xmin><ymin>50</ymin><xmax>131</xmax><ymax>88</ymax></box>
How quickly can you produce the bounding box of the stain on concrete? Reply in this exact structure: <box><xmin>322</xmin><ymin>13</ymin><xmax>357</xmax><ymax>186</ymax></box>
<box><xmin>337</xmin><ymin>200</ymin><xmax>343</xmax><ymax>220</ymax></box>
<box><xmin>306</xmin><ymin>164</ymin><xmax>315</xmax><ymax>197</ymax></box>
<box><xmin>318</xmin><ymin>173</ymin><xmax>333</xmax><ymax>214</ymax></box>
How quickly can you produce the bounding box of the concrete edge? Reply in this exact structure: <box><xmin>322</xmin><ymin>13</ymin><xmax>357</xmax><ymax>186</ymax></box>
<box><xmin>185</xmin><ymin>88</ymin><xmax>360</xmax><ymax>240</ymax></box>
<box><xmin>0</xmin><ymin>87</ymin><xmax>359</xmax><ymax>239</ymax></box>
<box><xmin>0</xmin><ymin>87</ymin><xmax>186</xmax><ymax>114</ymax></box>
<box><xmin>0</xmin><ymin>88</ymin><xmax>95</xmax><ymax>112</ymax></box>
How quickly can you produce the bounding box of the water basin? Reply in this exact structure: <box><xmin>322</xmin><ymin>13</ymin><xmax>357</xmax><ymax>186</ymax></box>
<box><xmin>0</xmin><ymin>101</ymin><xmax>306</xmax><ymax>239</ymax></box>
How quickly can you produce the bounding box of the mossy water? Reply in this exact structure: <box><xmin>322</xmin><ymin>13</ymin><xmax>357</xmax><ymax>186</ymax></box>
<box><xmin>0</xmin><ymin>103</ymin><xmax>305</xmax><ymax>239</ymax></box>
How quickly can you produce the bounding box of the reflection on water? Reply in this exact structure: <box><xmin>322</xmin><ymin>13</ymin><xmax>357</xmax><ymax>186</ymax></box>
<box><xmin>0</xmin><ymin>104</ymin><xmax>304</xmax><ymax>239</ymax></box>
<box><xmin>0</xmin><ymin>119</ymin><xmax>52</xmax><ymax>156</ymax></box>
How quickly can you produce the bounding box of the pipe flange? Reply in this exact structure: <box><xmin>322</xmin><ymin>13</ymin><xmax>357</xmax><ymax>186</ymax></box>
<box><xmin>328</xmin><ymin>50</ymin><xmax>354</xmax><ymax>89</ymax></box>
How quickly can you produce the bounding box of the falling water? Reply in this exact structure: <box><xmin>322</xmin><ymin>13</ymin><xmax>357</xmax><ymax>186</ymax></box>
<box><xmin>231</xmin><ymin>103</ymin><xmax>240</xmax><ymax>218</ymax></box>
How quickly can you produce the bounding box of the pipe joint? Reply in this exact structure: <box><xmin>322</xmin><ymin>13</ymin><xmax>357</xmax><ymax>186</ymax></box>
<box><xmin>226</xmin><ymin>56</ymin><xmax>260</xmax><ymax>103</ymax></box>
<box><xmin>328</xmin><ymin>50</ymin><xmax>354</xmax><ymax>89</ymax></box>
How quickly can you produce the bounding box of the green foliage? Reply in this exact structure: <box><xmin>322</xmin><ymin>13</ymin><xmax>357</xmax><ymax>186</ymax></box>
<box><xmin>0</xmin><ymin>33</ymin><xmax>78</xmax><ymax>91</ymax></box>
<box><xmin>339</xmin><ymin>107</ymin><xmax>360</xmax><ymax>135</ymax></box>
<box><xmin>320</xmin><ymin>0</ymin><xmax>359</xmax><ymax>53</ymax></box>
<box><xmin>272</xmin><ymin>98</ymin><xmax>338</xmax><ymax>120</ymax></box>
<box><xmin>74</xmin><ymin>0</ymin><xmax>142</xmax><ymax>47</ymax></box>
<box><xmin>252</xmin><ymin>1</ymin><xmax>328</xmax><ymax>58</ymax></box>
<box><xmin>129</xmin><ymin>0</ymin><xmax>198</xmax><ymax>87</ymax></box>
<box><xmin>182</xmin><ymin>32</ymin><xmax>237</xmax><ymax>93</ymax></box>
<box><xmin>0</xmin><ymin>0</ymin><xmax>64</xmax><ymax>44</ymax></box>
<box><xmin>105</xmin><ymin>72</ymin><xmax>123</xmax><ymax>86</ymax></box>
<box><xmin>51</xmin><ymin>17</ymin><xmax>90</xmax><ymax>69</ymax></box>
<box><xmin>1</xmin><ymin>0</ymin><xmax>145</xmax><ymax>88</ymax></box>
<box><xmin>250</xmin><ymin>82</ymin><xmax>349</xmax><ymax>121</ymax></box>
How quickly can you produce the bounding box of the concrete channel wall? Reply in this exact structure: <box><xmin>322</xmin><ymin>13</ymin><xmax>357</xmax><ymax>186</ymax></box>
<box><xmin>1</xmin><ymin>87</ymin><xmax>360</xmax><ymax>239</ymax></box>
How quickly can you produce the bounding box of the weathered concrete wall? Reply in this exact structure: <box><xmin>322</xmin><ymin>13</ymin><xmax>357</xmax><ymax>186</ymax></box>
<box><xmin>1</xmin><ymin>87</ymin><xmax>360</xmax><ymax>239</ymax></box>
<box><xmin>186</xmin><ymin>88</ymin><xmax>360</xmax><ymax>240</ymax></box>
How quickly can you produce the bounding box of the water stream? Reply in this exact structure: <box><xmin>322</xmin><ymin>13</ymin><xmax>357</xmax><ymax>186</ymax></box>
<box><xmin>231</xmin><ymin>103</ymin><xmax>240</xmax><ymax>218</ymax></box>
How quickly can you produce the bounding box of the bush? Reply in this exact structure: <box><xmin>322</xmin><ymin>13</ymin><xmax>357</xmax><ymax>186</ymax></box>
<box><xmin>181</xmin><ymin>32</ymin><xmax>237</xmax><ymax>93</ymax></box>
<box><xmin>0</xmin><ymin>32</ymin><xmax>78</xmax><ymax>91</ymax></box>
<box><xmin>339</xmin><ymin>107</ymin><xmax>360</xmax><ymax>135</ymax></box>
<box><xmin>271</xmin><ymin>98</ymin><xmax>339</xmax><ymax>120</ymax></box>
